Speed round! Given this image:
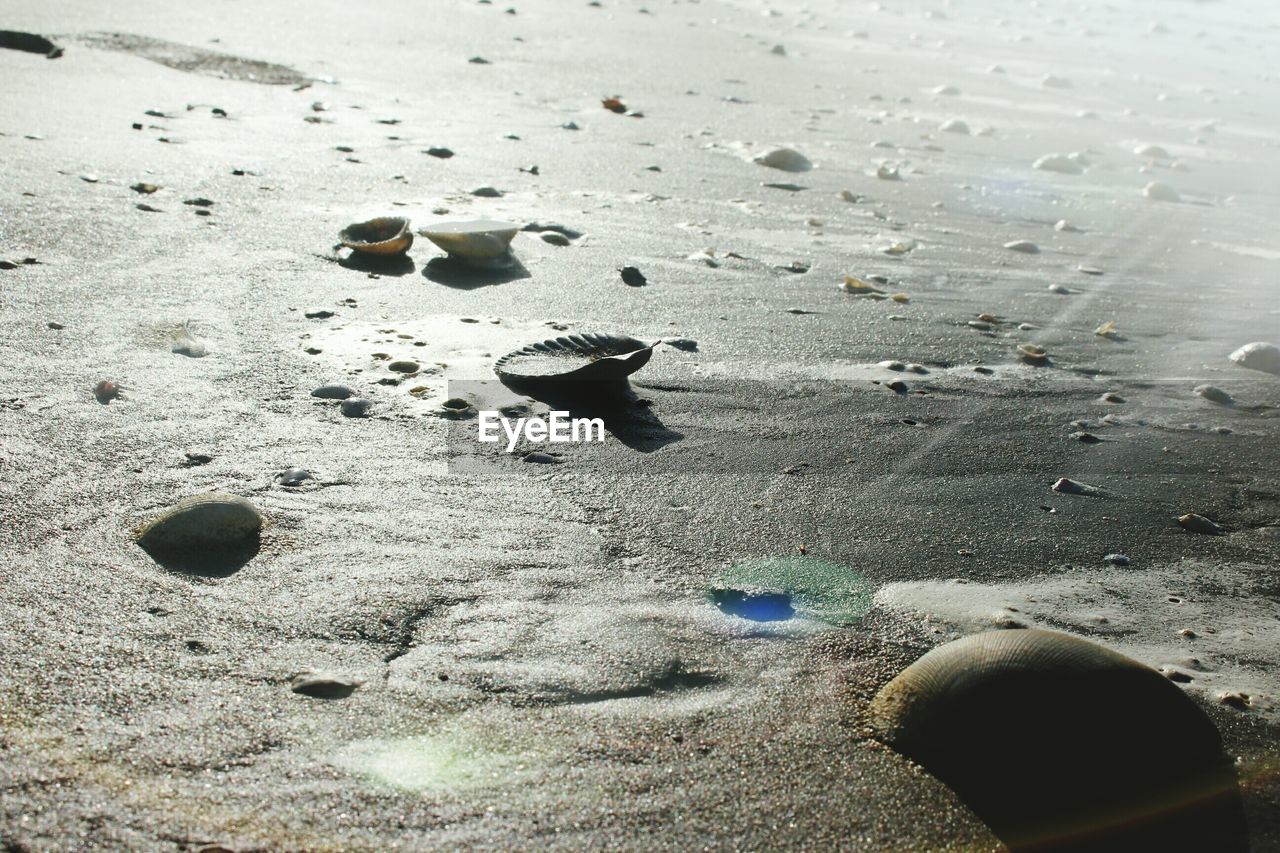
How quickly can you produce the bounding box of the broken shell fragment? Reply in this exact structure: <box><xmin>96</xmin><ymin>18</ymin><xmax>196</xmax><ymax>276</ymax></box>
<box><xmin>1052</xmin><ymin>477</ymin><xmax>1099</xmax><ymax>495</ymax></box>
<box><xmin>840</xmin><ymin>275</ymin><xmax>886</xmax><ymax>297</ymax></box>
<box><xmin>1019</xmin><ymin>344</ymin><xmax>1049</xmax><ymax>365</ymax></box>
<box><xmin>495</xmin><ymin>333</ymin><xmax>655</xmax><ymax>387</ymax></box>
<box><xmin>1095</xmin><ymin>320</ymin><xmax>1119</xmax><ymax>338</ymax></box>
<box><xmin>752</xmin><ymin>146</ymin><xmax>812</xmax><ymax>172</ymax></box>
<box><xmin>290</xmin><ymin>671</ymin><xmax>362</xmax><ymax>699</ymax></box>
<box><xmin>338</xmin><ymin>216</ymin><xmax>413</xmax><ymax>256</ymax></box>
<box><xmin>1178</xmin><ymin>513</ymin><xmax>1223</xmax><ymax>535</ymax></box>
<box><xmin>418</xmin><ymin>219</ymin><xmax>520</xmax><ymax>265</ymax></box>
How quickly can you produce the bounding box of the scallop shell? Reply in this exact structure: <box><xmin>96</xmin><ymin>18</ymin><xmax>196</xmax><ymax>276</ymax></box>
<box><xmin>338</xmin><ymin>217</ymin><xmax>413</xmax><ymax>255</ymax></box>
<box><xmin>494</xmin><ymin>333</ymin><xmax>655</xmax><ymax>386</ymax></box>
<box><xmin>869</xmin><ymin>629</ymin><xmax>1242</xmax><ymax>850</ymax></box>
<box><xmin>417</xmin><ymin>219</ymin><xmax>520</xmax><ymax>261</ymax></box>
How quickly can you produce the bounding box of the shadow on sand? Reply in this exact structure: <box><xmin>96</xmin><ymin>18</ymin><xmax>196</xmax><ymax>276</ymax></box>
<box><xmin>140</xmin><ymin>537</ymin><xmax>261</xmax><ymax>578</ymax></box>
<box><xmin>423</xmin><ymin>255</ymin><xmax>530</xmax><ymax>289</ymax></box>
<box><xmin>501</xmin><ymin>378</ymin><xmax>682</xmax><ymax>453</ymax></box>
<box><xmin>338</xmin><ymin>251</ymin><xmax>417</xmax><ymax>277</ymax></box>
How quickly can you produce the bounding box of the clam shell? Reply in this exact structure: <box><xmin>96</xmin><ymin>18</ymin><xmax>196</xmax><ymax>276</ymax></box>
<box><xmin>136</xmin><ymin>493</ymin><xmax>262</xmax><ymax>554</ymax></box>
<box><xmin>869</xmin><ymin>629</ymin><xmax>1242</xmax><ymax>850</ymax></box>
<box><xmin>494</xmin><ymin>333</ymin><xmax>655</xmax><ymax>385</ymax></box>
<box><xmin>1228</xmin><ymin>341</ymin><xmax>1280</xmax><ymax>376</ymax></box>
<box><xmin>752</xmin><ymin>146</ymin><xmax>812</xmax><ymax>172</ymax></box>
<box><xmin>417</xmin><ymin>219</ymin><xmax>520</xmax><ymax>260</ymax></box>
<box><xmin>338</xmin><ymin>217</ymin><xmax>413</xmax><ymax>255</ymax></box>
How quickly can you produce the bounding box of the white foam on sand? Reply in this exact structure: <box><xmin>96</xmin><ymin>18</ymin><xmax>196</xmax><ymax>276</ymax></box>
<box><xmin>874</xmin><ymin>561</ymin><xmax>1280</xmax><ymax>722</ymax></box>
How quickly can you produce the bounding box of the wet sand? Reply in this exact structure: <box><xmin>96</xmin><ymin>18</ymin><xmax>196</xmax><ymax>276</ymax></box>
<box><xmin>2</xmin><ymin>0</ymin><xmax>1279</xmax><ymax>849</ymax></box>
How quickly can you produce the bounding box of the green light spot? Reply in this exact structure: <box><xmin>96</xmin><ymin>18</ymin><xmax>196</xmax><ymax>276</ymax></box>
<box><xmin>713</xmin><ymin>556</ymin><xmax>873</xmax><ymax>625</ymax></box>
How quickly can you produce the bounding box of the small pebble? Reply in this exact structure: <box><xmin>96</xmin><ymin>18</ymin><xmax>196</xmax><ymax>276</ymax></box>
<box><xmin>275</xmin><ymin>468</ymin><xmax>315</xmax><ymax>487</ymax></box>
<box><xmin>426</xmin><ymin>147</ymin><xmax>454</xmax><ymax>158</ymax></box>
<box><xmin>1194</xmin><ymin>384</ymin><xmax>1232</xmax><ymax>405</ymax></box>
<box><xmin>541</xmin><ymin>232</ymin><xmax>571</xmax><ymax>246</ymax></box>
<box><xmin>1052</xmin><ymin>477</ymin><xmax>1098</xmax><ymax>495</ymax></box>
<box><xmin>305</xmin><ymin>308</ymin><xmax>335</xmax><ymax>319</ymax></box>
<box><xmin>388</xmin><ymin>360</ymin><xmax>420</xmax><ymax>373</ymax></box>
<box><xmin>1071</xmin><ymin>431</ymin><xmax>1102</xmax><ymax>443</ymax></box>
<box><xmin>523</xmin><ymin>451</ymin><xmax>560</xmax><ymax>464</ymax></box>
<box><xmin>1103</xmin><ymin>553</ymin><xmax>1131</xmax><ymax>566</ymax></box>
<box><xmin>1178</xmin><ymin>513</ymin><xmax>1222</xmax><ymax>535</ymax></box>
<box><xmin>312</xmin><ymin>384</ymin><xmax>354</xmax><ymax>400</ymax></box>
<box><xmin>1100</xmin><ymin>392</ymin><xmax>1125</xmax><ymax>403</ymax></box>
<box><xmin>341</xmin><ymin>398</ymin><xmax>372</xmax><ymax>418</ymax></box>
<box><xmin>471</xmin><ymin>186</ymin><xmax>502</xmax><ymax>197</ymax></box>
<box><xmin>886</xmin><ymin>380</ymin><xmax>909</xmax><ymax>394</ymax></box>
<box><xmin>1144</xmin><ymin>182</ymin><xmax>1181</xmax><ymax>202</ymax></box>
<box><xmin>94</xmin><ymin>380</ymin><xmax>122</xmax><ymax>404</ymax></box>
<box><xmin>619</xmin><ymin>266</ymin><xmax>647</xmax><ymax>287</ymax></box>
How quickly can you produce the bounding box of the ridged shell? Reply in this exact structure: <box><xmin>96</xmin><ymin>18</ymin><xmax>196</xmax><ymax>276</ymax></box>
<box><xmin>338</xmin><ymin>217</ymin><xmax>413</xmax><ymax>255</ymax></box>
<box><xmin>136</xmin><ymin>493</ymin><xmax>262</xmax><ymax>554</ymax></box>
<box><xmin>494</xmin><ymin>333</ymin><xmax>655</xmax><ymax>385</ymax></box>
<box><xmin>869</xmin><ymin>630</ymin><xmax>1242</xmax><ymax>851</ymax></box>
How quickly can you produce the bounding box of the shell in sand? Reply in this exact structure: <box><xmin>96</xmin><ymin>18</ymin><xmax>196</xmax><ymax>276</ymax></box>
<box><xmin>418</xmin><ymin>219</ymin><xmax>520</xmax><ymax>262</ymax></box>
<box><xmin>868</xmin><ymin>629</ymin><xmax>1244</xmax><ymax>851</ymax></box>
<box><xmin>338</xmin><ymin>217</ymin><xmax>414</xmax><ymax>255</ymax></box>
<box><xmin>494</xmin><ymin>333</ymin><xmax>655</xmax><ymax>386</ymax></box>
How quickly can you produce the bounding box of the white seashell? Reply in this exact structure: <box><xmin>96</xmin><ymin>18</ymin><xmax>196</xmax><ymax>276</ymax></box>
<box><xmin>1054</xmin><ymin>220</ymin><xmax>1081</xmax><ymax>232</ymax></box>
<box><xmin>939</xmin><ymin>119</ymin><xmax>970</xmax><ymax>134</ymax></box>
<box><xmin>1033</xmin><ymin>154</ymin><xmax>1084</xmax><ymax>175</ymax></box>
<box><xmin>932</xmin><ymin>84</ymin><xmax>960</xmax><ymax>96</ymax></box>
<box><xmin>1003</xmin><ymin>240</ymin><xmax>1039</xmax><ymax>253</ymax></box>
<box><xmin>418</xmin><ymin>219</ymin><xmax>520</xmax><ymax>261</ymax></box>
<box><xmin>172</xmin><ymin>324</ymin><xmax>208</xmax><ymax>358</ymax></box>
<box><xmin>1228</xmin><ymin>341</ymin><xmax>1280</xmax><ymax>376</ymax></box>
<box><xmin>1143</xmin><ymin>182</ymin><xmax>1180</xmax><ymax>202</ymax></box>
<box><xmin>1134</xmin><ymin>144</ymin><xmax>1171</xmax><ymax>159</ymax></box>
<box><xmin>1041</xmin><ymin>74</ymin><xmax>1072</xmax><ymax>89</ymax></box>
<box><xmin>753</xmin><ymin>147</ymin><xmax>812</xmax><ymax>172</ymax></box>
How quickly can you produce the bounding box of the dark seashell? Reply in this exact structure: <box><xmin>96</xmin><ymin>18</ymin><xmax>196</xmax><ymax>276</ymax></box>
<box><xmin>338</xmin><ymin>216</ymin><xmax>413</xmax><ymax>256</ymax></box>
<box><xmin>494</xmin><ymin>333</ymin><xmax>655</xmax><ymax>386</ymax></box>
<box><xmin>869</xmin><ymin>630</ymin><xmax>1246</xmax><ymax>852</ymax></box>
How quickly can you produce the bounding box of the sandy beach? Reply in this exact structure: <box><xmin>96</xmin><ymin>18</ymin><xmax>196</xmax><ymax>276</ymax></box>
<box><xmin>2</xmin><ymin>0</ymin><xmax>1279</xmax><ymax>849</ymax></box>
